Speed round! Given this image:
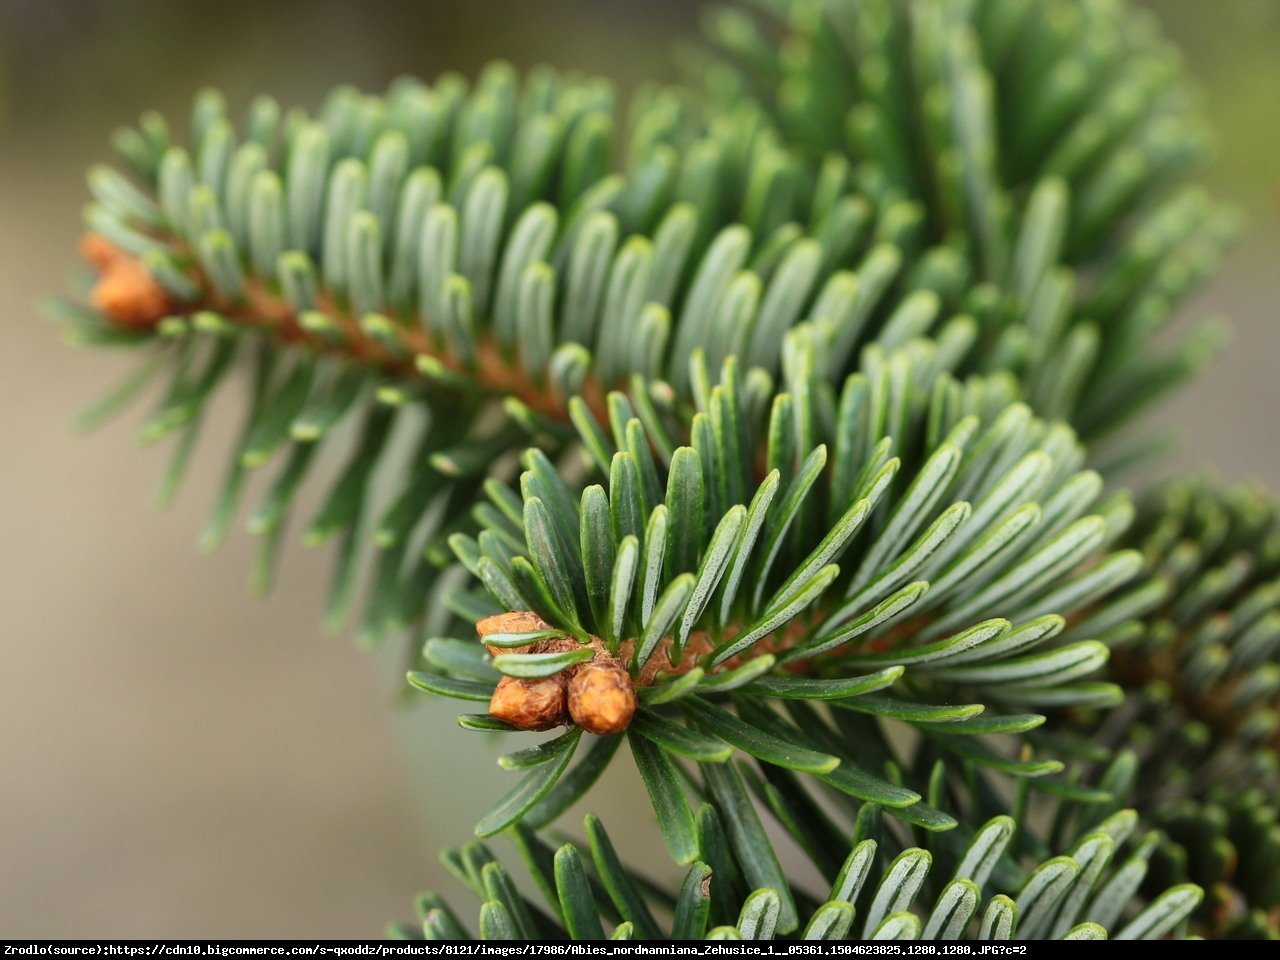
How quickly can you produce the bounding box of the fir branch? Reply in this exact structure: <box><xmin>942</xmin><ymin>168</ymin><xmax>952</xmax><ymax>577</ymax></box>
<box><xmin>1056</xmin><ymin>477</ymin><xmax>1280</xmax><ymax>936</ymax></box>
<box><xmin>390</xmin><ymin>810</ymin><xmax>1202</xmax><ymax>940</ymax></box>
<box><xmin>696</xmin><ymin>0</ymin><xmax>1240</xmax><ymax>440</ymax></box>
<box><xmin>418</xmin><ymin>342</ymin><xmax>1142</xmax><ymax>854</ymax></box>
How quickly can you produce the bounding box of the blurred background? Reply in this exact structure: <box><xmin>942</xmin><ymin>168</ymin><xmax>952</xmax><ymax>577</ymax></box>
<box><xmin>1</xmin><ymin>0</ymin><xmax>1277</xmax><ymax>938</ymax></box>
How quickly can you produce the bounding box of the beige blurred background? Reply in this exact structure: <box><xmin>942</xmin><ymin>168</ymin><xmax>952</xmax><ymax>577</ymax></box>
<box><xmin>1</xmin><ymin>0</ymin><xmax>1277</xmax><ymax>939</ymax></box>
